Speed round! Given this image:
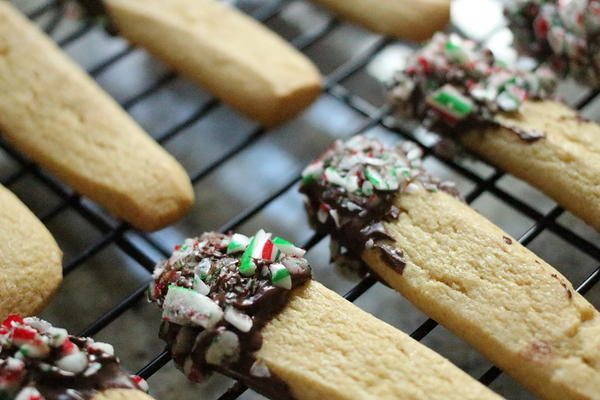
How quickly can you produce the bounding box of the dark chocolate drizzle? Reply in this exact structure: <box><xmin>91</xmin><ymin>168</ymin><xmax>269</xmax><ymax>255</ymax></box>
<box><xmin>149</xmin><ymin>232</ymin><xmax>312</xmax><ymax>400</ymax></box>
<box><xmin>0</xmin><ymin>316</ymin><xmax>146</xmax><ymax>400</ymax></box>
<box><xmin>388</xmin><ymin>33</ymin><xmax>557</xmax><ymax>144</ymax></box>
<box><xmin>300</xmin><ymin>136</ymin><xmax>458</xmax><ymax>277</ymax></box>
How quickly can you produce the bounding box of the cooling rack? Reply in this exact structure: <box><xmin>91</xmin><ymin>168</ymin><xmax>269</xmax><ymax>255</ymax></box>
<box><xmin>3</xmin><ymin>0</ymin><xmax>600</xmax><ymax>399</ymax></box>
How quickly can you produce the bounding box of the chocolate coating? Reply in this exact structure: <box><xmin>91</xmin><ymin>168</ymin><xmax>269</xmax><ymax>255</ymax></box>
<box><xmin>150</xmin><ymin>232</ymin><xmax>313</xmax><ymax>400</ymax></box>
<box><xmin>300</xmin><ymin>136</ymin><xmax>458</xmax><ymax>275</ymax></box>
<box><xmin>506</xmin><ymin>0</ymin><xmax>600</xmax><ymax>87</ymax></box>
<box><xmin>0</xmin><ymin>316</ymin><xmax>147</xmax><ymax>400</ymax></box>
<box><xmin>388</xmin><ymin>33</ymin><xmax>556</xmax><ymax>143</ymax></box>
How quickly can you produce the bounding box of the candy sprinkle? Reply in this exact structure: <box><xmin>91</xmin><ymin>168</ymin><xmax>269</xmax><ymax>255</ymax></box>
<box><xmin>388</xmin><ymin>32</ymin><xmax>556</xmax><ymax>139</ymax></box>
<box><xmin>149</xmin><ymin>231</ymin><xmax>313</xmax><ymax>386</ymax></box>
<box><xmin>506</xmin><ymin>0</ymin><xmax>600</xmax><ymax>87</ymax></box>
<box><xmin>0</xmin><ymin>316</ymin><xmax>145</xmax><ymax>399</ymax></box>
<box><xmin>300</xmin><ymin>136</ymin><xmax>458</xmax><ymax>277</ymax></box>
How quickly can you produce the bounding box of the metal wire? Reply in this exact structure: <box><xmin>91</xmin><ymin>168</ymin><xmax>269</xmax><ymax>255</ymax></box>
<box><xmin>3</xmin><ymin>1</ymin><xmax>599</xmax><ymax>398</ymax></box>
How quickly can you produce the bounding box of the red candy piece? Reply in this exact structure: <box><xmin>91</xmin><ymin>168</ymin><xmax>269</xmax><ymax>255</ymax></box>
<box><xmin>262</xmin><ymin>240</ymin><xmax>274</xmax><ymax>260</ymax></box>
<box><xmin>12</xmin><ymin>327</ymin><xmax>36</xmax><ymax>342</ymax></box>
<box><xmin>61</xmin><ymin>339</ymin><xmax>78</xmax><ymax>355</ymax></box>
<box><xmin>534</xmin><ymin>17</ymin><xmax>550</xmax><ymax>37</ymax></box>
<box><xmin>2</xmin><ymin>314</ymin><xmax>24</xmax><ymax>328</ymax></box>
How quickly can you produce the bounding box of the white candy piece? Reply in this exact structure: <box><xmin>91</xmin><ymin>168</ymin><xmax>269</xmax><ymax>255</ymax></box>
<box><xmin>56</xmin><ymin>351</ymin><xmax>88</xmax><ymax>374</ymax></box>
<box><xmin>89</xmin><ymin>342</ymin><xmax>114</xmax><ymax>356</ymax></box>
<box><xmin>405</xmin><ymin>182</ymin><xmax>422</xmax><ymax>194</ymax></box>
<box><xmin>323</xmin><ymin>167</ymin><xmax>347</xmax><ymax>188</ymax></box>
<box><xmin>251</xmin><ymin>230</ymin><xmax>271</xmax><ymax>259</ymax></box>
<box><xmin>281</xmin><ymin>256</ymin><xmax>309</xmax><ymax>274</ymax></box>
<box><xmin>344</xmin><ymin>201</ymin><xmax>363</xmax><ymax>212</ymax></box>
<box><xmin>250</xmin><ymin>360</ymin><xmax>271</xmax><ymax>378</ymax></box>
<box><xmin>14</xmin><ymin>387</ymin><xmax>43</xmax><ymax>400</ymax></box>
<box><xmin>224</xmin><ymin>306</ymin><xmax>253</xmax><ymax>333</ymax></box>
<box><xmin>23</xmin><ymin>317</ymin><xmax>51</xmax><ymax>333</ymax></box>
<box><xmin>47</xmin><ymin>327</ymin><xmax>68</xmax><ymax>347</ymax></box>
<box><xmin>205</xmin><ymin>330</ymin><xmax>240</xmax><ymax>366</ymax></box>
<box><xmin>83</xmin><ymin>362</ymin><xmax>102</xmax><ymax>377</ymax></box>
<box><xmin>301</xmin><ymin>160</ymin><xmax>324</xmax><ymax>179</ymax></box>
<box><xmin>329</xmin><ymin>209</ymin><xmax>341</xmax><ymax>228</ymax></box>
<box><xmin>193</xmin><ymin>275</ymin><xmax>210</xmax><ymax>295</ymax></box>
<box><xmin>194</xmin><ymin>258</ymin><xmax>212</xmax><ymax>279</ymax></box>
<box><xmin>163</xmin><ymin>286</ymin><xmax>223</xmax><ymax>329</ymax></box>
<box><xmin>269</xmin><ymin>263</ymin><xmax>292</xmax><ymax>290</ymax></box>
<box><xmin>5</xmin><ymin>357</ymin><xmax>25</xmax><ymax>371</ymax></box>
<box><xmin>227</xmin><ymin>233</ymin><xmax>250</xmax><ymax>254</ymax></box>
<box><xmin>19</xmin><ymin>342</ymin><xmax>49</xmax><ymax>359</ymax></box>
<box><xmin>168</xmin><ymin>238</ymin><xmax>196</xmax><ymax>265</ymax></box>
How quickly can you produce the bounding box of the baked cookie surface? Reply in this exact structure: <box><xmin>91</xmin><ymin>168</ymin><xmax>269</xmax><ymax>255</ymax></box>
<box><xmin>0</xmin><ymin>1</ymin><xmax>194</xmax><ymax>231</ymax></box>
<box><xmin>105</xmin><ymin>0</ymin><xmax>322</xmax><ymax>127</ymax></box>
<box><xmin>301</xmin><ymin>136</ymin><xmax>600</xmax><ymax>400</ymax></box>
<box><xmin>0</xmin><ymin>185</ymin><xmax>62</xmax><ymax>321</ymax></box>
<box><xmin>309</xmin><ymin>0</ymin><xmax>450</xmax><ymax>41</ymax></box>
<box><xmin>150</xmin><ymin>230</ymin><xmax>502</xmax><ymax>400</ymax></box>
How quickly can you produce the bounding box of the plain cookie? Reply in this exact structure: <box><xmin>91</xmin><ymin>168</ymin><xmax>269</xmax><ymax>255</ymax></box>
<box><xmin>0</xmin><ymin>185</ymin><xmax>62</xmax><ymax>321</ymax></box>
<box><xmin>310</xmin><ymin>0</ymin><xmax>450</xmax><ymax>41</ymax></box>
<box><xmin>365</xmin><ymin>189</ymin><xmax>600</xmax><ymax>400</ymax></box>
<box><xmin>461</xmin><ymin>100</ymin><xmax>600</xmax><ymax>232</ymax></box>
<box><xmin>0</xmin><ymin>2</ymin><xmax>194</xmax><ymax>231</ymax></box>
<box><xmin>259</xmin><ymin>280</ymin><xmax>502</xmax><ymax>400</ymax></box>
<box><xmin>105</xmin><ymin>0</ymin><xmax>322</xmax><ymax>127</ymax></box>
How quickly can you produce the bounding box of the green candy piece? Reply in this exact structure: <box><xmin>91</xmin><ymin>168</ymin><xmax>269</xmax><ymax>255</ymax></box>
<box><xmin>272</xmin><ymin>268</ymin><xmax>290</xmax><ymax>283</ymax></box>
<box><xmin>302</xmin><ymin>174</ymin><xmax>316</xmax><ymax>185</ymax></box>
<box><xmin>432</xmin><ymin>90</ymin><xmax>473</xmax><ymax>116</ymax></box>
<box><xmin>239</xmin><ymin>236</ymin><xmax>257</xmax><ymax>276</ymax></box>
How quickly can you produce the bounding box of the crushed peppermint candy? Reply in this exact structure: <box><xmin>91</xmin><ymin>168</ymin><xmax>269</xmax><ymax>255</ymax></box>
<box><xmin>300</xmin><ymin>135</ymin><xmax>458</xmax><ymax>275</ymax></box>
<box><xmin>388</xmin><ymin>32</ymin><xmax>556</xmax><ymax>141</ymax></box>
<box><xmin>506</xmin><ymin>0</ymin><xmax>600</xmax><ymax>87</ymax></box>
<box><xmin>0</xmin><ymin>315</ymin><xmax>149</xmax><ymax>400</ymax></box>
<box><xmin>149</xmin><ymin>231</ymin><xmax>312</xmax><ymax>398</ymax></box>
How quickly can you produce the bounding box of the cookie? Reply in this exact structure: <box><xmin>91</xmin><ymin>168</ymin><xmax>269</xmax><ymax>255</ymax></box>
<box><xmin>0</xmin><ymin>185</ymin><xmax>62</xmax><ymax>321</ymax></box>
<box><xmin>505</xmin><ymin>0</ymin><xmax>600</xmax><ymax>87</ymax></box>
<box><xmin>460</xmin><ymin>100</ymin><xmax>600</xmax><ymax>231</ymax></box>
<box><xmin>309</xmin><ymin>0</ymin><xmax>450</xmax><ymax>41</ymax></box>
<box><xmin>0</xmin><ymin>2</ymin><xmax>194</xmax><ymax>232</ymax></box>
<box><xmin>301</xmin><ymin>135</ymin><xmax>600</xmax><ymax>400</ymax></box>
<box><xmin>0</xmin><ymin>314</ymin><xmax>153</xmax><ymax>400</ymax></box>
<box><xmin>104</xmin><ymin>0</ymin><xmax>322</xmax><ymax>127</ymax></box>
<box><xmin>149</xmin><ymin>231</ymin><xmax>502</xmax><ymax>400</ymax></box>
<box><xmin>388</xmin><ymin>33</ymin><xmax>600</xmax><ymax>231</ymax></box>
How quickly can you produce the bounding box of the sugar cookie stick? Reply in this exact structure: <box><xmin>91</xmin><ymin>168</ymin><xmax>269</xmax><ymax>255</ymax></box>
<box><xmin>104</xmin><ymin>0</ymin><xmax>322</xmax><ymax>127</ymax></box>
<box><xmin>388</xmin><ymin>33</ymin><xmax>600</xmax><ymax>231</ymax></box>
<box><xmin>301</xmin><ymin>136</ymin><xmax>600</xmax><ymax>400</ymax></box>
<box><xmin>0</xmin><ymin>315</ymin><xmax>154</xmax><ymax>400</ymax></box>
<box><xmin>149</xmin><ymin>231</ymin><xmax>502</xmax><ymax>400</ymax></box>
<box><xmin>0</xmin><ymin>185</ymin><xmax>62</xmax><ymax>321</ymax></box>
<box><xmin>0</xmin><ymin>2</ymin><xmax>194</xmax><ymax>232</ymax></box>
<box><xmin>460</xmin><ymin>100</ymin><xmax>600</xmax><ymax>231</ymax></box>
<box><xmin>309</xmin><ymin>0</ymin><xmax>450</xmax><ymax>41</ymax></box>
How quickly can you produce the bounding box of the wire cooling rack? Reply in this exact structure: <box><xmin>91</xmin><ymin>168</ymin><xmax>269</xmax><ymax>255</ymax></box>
<box><xmin>3</xmin><ymin>0</ymin><xmax>600</xmax><ymax>399</ymax></box>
